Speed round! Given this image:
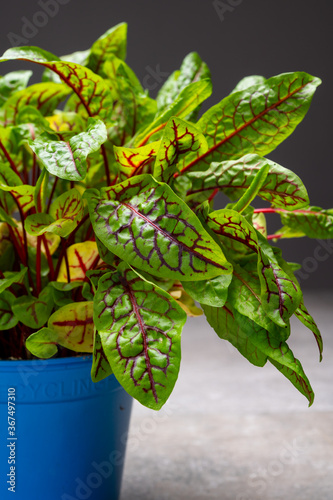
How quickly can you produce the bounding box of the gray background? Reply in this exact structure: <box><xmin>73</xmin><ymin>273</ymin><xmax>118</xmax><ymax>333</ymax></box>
<box><xmin>0</xmin><ymin>0</ymin><xmax>332</xmax><ymax>288</ymax></box>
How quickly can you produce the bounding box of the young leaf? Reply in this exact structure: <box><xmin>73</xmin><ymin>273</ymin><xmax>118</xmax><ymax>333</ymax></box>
<box><xmin>12</xmin><ymin>287</ymin><xmax>54</xmax><ymax>329</ymax></box>
<box><xmin>57</xmin><ymin>241</ymin><xmax>101</xmax><ymax>282</ymax></box>
<box><xmin>186</xmin><ymin>154</ymin><xmax>309</xmax><ymax>210</ymax></box>
<box><xmin>133</xmin><ymin>79</ymin><xmax>212</xmax><ymax>147</ymax></box>
<box><xmin>182</xmin><ymin>273</ymin><xmax>232</xmax><ymax>307</ymax></box>
<box><xmin>0</xmin><ymin>291</ymin><xmax>18</xmax><ymax>330</ymax></box>
<box><xmin>94</xmin><ymin>266</ymin><xmax>187</xmax><ymax>409</ymax></box>
<box><xmin>178</xmin><ymin>72</ymin><xmax>321</xmax><ymax>174</ymax></box>
<box><xmin>231</xmin><ymin>165</ymin><xmax>269</xmax><ymax>213</ymax></box>
<box><xmin>28</xmin><ymin>118</ymin><xmax>107</xmax><ymax>181</ymax></box>
<box><xmin>0</xmin><ymin>267</ymin><xmax>27</xmax><ymax>294</ymax></box>
<box><xmin>114</xmin><ymin>141</ymin><xmax>160</xmax><ymax>180</ymax></box>
<box><xmin>153</xmin><ymin>117</ymin><xmax>208</xmax><ymax>183</ymax></box>
<box><xmin>0</xmin><ymin>70</ymin><xmax>32</xmax><ymax>106</ymax></box>
<box><xmin>48</xmin><ymin>301</ymin><xmax>94</xmax><ymax>352</ymax></box>
<box><xmin>25</xmin><ymin>188</ymin><xmax>84</xmax><ymax>238</ymax></box>
<box><xmin>25</xmin><ymin>327</ymin><xmax>59</xmax><ymax>358</ymax></box>
<box><xmin>0</xmin><ymin>47</ymin><xmax>114</xmax><ymax>122</ymax></box>
<box><xmin>156</xmin><ymin>52</ymin><xmax>211</xmax><ymax>113</ymax></box>
<box><xmin>85</xmin><ymin>174</ymin><xmax>232</xmax><ymax>281</ymax></box>
<box><xmin>91</xmin><ymin>331</ymin><xmax>113</xmax><ymax>382</ymax></box>
<box><xmin>87</xmin><ymin>22</ymin><xmax>128</xmax><ymax>74</ymax></box>
<box><xmin>0</xmin><ymin>83</ymin><xmax>70</xmax><ymax>126</ymax></box>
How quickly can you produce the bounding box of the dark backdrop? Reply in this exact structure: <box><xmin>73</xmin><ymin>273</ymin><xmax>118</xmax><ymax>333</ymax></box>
<box><xmin>0</xmin><ymin>0</ymin><xmax>332</xmax><ymax>288</ymax></box>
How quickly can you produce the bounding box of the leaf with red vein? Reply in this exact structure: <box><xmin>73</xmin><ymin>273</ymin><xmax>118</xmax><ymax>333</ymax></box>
<box><xmin>294</xmin><ymin>298</ymin><xmax>323</xmax><ymax>362</ymax></box>
<box><xmin>0</xmin><ymin>183</ymin><xmax>35</xmax><ymax>214</ymax></box>
<box><xmin>277</xmin><ymin>206</ymin><xmax>333</xmax><ymax>239</ymax></box>
<box><xmin>133</xmin><ymin>79</ymin><xmax>212</xmax><ymax>147</ymax></box>
<box><xmin>156</xmin><ymin>52</ymin><xmax>211</xmax><ymax>116</ymax></box>
<box><xmin>29</xmin><ymin>118</ymin><xmax>107</xmax><ymax>181</ymax></box>
<box><xmin>87</xmin><ymin>22</ymin><xmax>127</xmax><ymax>74</ymax></box>
<box><xmin>25</xmin><ymin>188</ymin><xmax>84</xmax><ymax>238</ymax></box>
<box><xmin>0</xmin><ymin>82</ymin><xmax>70</xmax><ymax>126</ymax></box>
<box><xmin>48</xmin><ymin>301</ymin><xmax>95</xmax><ymax>352</ymax></box>
<box><xmin>12</xmin><ymin>286</ymin><xmax>54</xmax><ymax>329</ymax></box>
<box><xmin>186</xmin><ymin>154</ymin><xmax>309</xmax><ymax>210</ymax></box>
<box><xmin>228</xmin><ymin>257</ymin><xmax>290</xmax><ymax>337</ymax></box>
<box><xmin>91</xmin><ymin>330</ymin><xmax>113</xmax><ymax>382</ymax></box>
<box><xmin>0</xmin><ymin>267</ymin><xmax>27</xmax><ymax>294</ymax></box>
<box><xmin>93</xmin><ymin>265</ymin><xmax>186</xmax><ymax>409</ymax></box>
<box><xmin>178</xmin><ymin>72</ymin><xmax>321</xmax><ymax>173</ymax></box>
<box><xmin>85</xmin><ymin>174</ymin><xmax>232</xmax><ymax>281</ymax></box>
<box><xmin>25</xmin><ymin>327</ymin><xmax>59</xmax><ymax>358</ymax></box>
<box><xmin>114</xmin><ymin>141</ymin><xmax>160</xmax><ymax>181</ymax></box>
<box><xmin>57</xmin><ymin>241</ymin><xmax>101</xmax><ymax>282</ymax></box>
<box><xmin>153</xmin><ymin>117</ymin><xmax>208</xmax><ymax>183</ymax></box>
<box><xmin>257</xmin><ymin>246</ymin><xmax>302</xmax><ymax>327</ymax></box>
<box><xmin>0</xmin><ymin>47</ymin><xmax>114</xmax><ymax>123</ymax></box>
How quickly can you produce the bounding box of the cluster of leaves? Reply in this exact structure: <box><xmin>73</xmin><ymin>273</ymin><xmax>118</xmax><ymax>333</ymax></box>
<box><xmin>0</xmin><ymin>23</ymin><xmax>328</xmax><ymax>410</ymax></box>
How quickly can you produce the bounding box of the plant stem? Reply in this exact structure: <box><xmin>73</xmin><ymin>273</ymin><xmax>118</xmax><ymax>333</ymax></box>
<box><xmin>101</xmin><ymin>144</ymin><xmax>111</xmax><ymax>185</ymax></box>
<box><xmin>46</xmin><ymin>177</ymin><xmax>59</xmax><ymax>213</ymax></box>
<box><xmin>36</xmin><ymin>236</ymin><xmax>42</xmax><ymax>295</ymax></box>
<box><xmin>0</xmin><ymin>139</ymin><xmax>22</xmax><ymax>180</ymax></box>
<box><xmin>41</xmin><ymin>234</ymin><xmax>55</xmax><ymax>281</ymax></box>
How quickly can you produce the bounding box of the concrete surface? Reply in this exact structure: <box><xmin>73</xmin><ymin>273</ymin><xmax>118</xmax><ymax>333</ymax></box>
<box><xmin>120</xmin><ymin>292</ymin><xmax>333</xmax><ymax>500</ymax></box>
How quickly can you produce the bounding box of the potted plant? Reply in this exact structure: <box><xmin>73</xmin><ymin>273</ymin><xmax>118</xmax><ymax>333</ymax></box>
<box><xmin>0</xmin><ymin>21</ymin><xmax>329</xmax><ymax>500</ymax></box>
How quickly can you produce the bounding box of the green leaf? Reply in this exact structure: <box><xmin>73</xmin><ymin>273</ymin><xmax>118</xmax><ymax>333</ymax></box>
<box><xmin>133</xmin><ymin>79</ymin><xmax>212</xmax><ymax>147</ymax></box>
<box><xmin>178</xmin><ymin>72</ymin><xmax>321</xmax><ymax>174</ymax></box>
<box><xmin>257</xmin><ymin>246</ymin><xmax>302</xmax><ymax>327</ymax></box>
<box><xmin>153</xmin><ymin>117</ymin><xmax>208</xmax><ymax>183</ymax></box>
<box><xmin>28</xmin><ymin>118</ymin><xmax>107</xmax><ymax>181</ymax></box>
<box><xmin>25</xmin><ymin>188</ymin><xmax>84</xmax><ymax>238</ymax></box>
<box><xmin>0</xmin><ymin>82</ymin><xmax>70</xmax><ymax>126</ymax></box>
<box><xmin>228</xmin><ymin>258</ymin><xmax>289</xmax><ymax>337</ymax></box>
<box><xmin>294</xmin><ymin>298</ymin><xmax>323</xmax><ymax>362</ymax></box>
<box><xmin>0</xmin><ymin>163</ymin><xmax>35</xmax><ymax>213</ymax></box>
<box><xmin>91</xmin><ymin>331</ymin><xmax>113</xmax><ymax>382</ymax></box>
<box><xmin>203</xmin><ymin>303</ymin><xmax>267</xmax><ymax>367</ymax></box>
<box><xmin>0</xmin><ymin>70</ymin><xmax>32</xmax><ymax>106</ymax></box>
<box><xmin>0</xmin><ymin>47</ymin><xmax>114</xmax><ymax>123</ymax></box>
<box><xmin>0</xmin><ymin>268</ymin><xmax>27</xmax><ymax>294</ymax></box>
<box><xmin>277</xmin><ymin>207</ymin><xmax>333</xmax><ymax>239</ymax></box>
<box><xmin>12</xmin><ymin>287</ymin><xmax>54</xmax><ymax>329</ymax></box>
<box><xmin>114</xmin><ymin>141</ymin><xmax>160</xmax><ymax>181</ymax></box>
<box><xmin>183</xmin><ymin>273</ymin><xmax>232</xmax><ymax>307</ymax></box>
<box><xmin>85</xmin><ymin>174</ymin><xmax>232</xmax><ymax>281</ymax></box>
<box><xmin>48</xmin><ymin>301</ymin><xmax>94</xmax><ymax>352</ymax></box>
<box><xmin>94</xmin><ymin>265</ymin><xmax>187</xmax><ymax>409</ymax></box>
<box><xmin>25</xmin><ymin>327</ymin><xmax>59</xmax><ymax>358</ymax></box>
<box><xmin>232</xmin><ymin>307</ymin><xmax>314</xmax><ymax>405</ymax></box>
<box><xmin>87</xmin><ymin>22</ymin><xmax>128</xmax><ymax>74</ymax></box>
<box><xmin>186</xmin><ymin>154</ymin><xmax>309</xmax><ymax>210</ymax></box>
<box><xmin>0</xmin><ymin>291</ymin><xmax>18</xmax><ymax>330</ymax></box>
<box><xmin>156</xmin><ymin>52</ymin><xmax>211</xmax><ymax>114</ymax></box>
<box><xmin>232</xmin><ymin>165</ymin><xmax>269</xmax><ymax>213</ymax></box>
<box><xmin>231</xmin><ymin>75</ymin><xmax>266</xmax><ymax>93</ymax></box>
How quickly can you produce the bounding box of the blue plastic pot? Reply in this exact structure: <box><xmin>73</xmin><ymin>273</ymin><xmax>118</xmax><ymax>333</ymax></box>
<box><xmin>0</xmin><ymin>356</ymin><xmax>133</xmax><ymax>500</ymax></box>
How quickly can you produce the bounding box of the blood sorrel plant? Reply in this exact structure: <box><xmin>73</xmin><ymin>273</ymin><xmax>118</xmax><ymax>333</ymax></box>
<box><xmin>0</xmin><ymin>23</ymin><xmax>329</xmax><ymax>410</ymax></box>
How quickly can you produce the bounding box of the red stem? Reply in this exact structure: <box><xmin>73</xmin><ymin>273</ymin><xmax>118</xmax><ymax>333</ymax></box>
<box><xmin>0</xmin><ymin>139</ymin><xmax>22</xmax><ymax>180</ymax></box>
<box><xmin>41</xmin><ymin>234</ymin><xmax>55</xmax><ymax>281</ymax></box>
<box><xmin>101</xmin><ymin>144</ymin><xmax>111</xmax><ymax>186</ymax></box>
<box><xmin>46</xmin><ymin>177</ymin><xmax>59</xmax><ymax>213</ymax></box>
<box><xmin>208</xmin><ymin>188</ymin><xmax>219</xmax><ymax>204</ymax></box>
<box><xmin>36</xmin><ymin>236</ymin><xmax>42</xmax><ymax>295</ymax></box>
<box><xmin>266</xmin><ymin>233</ymin><xmax>283</xmax><ymax>240</ymax></box>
